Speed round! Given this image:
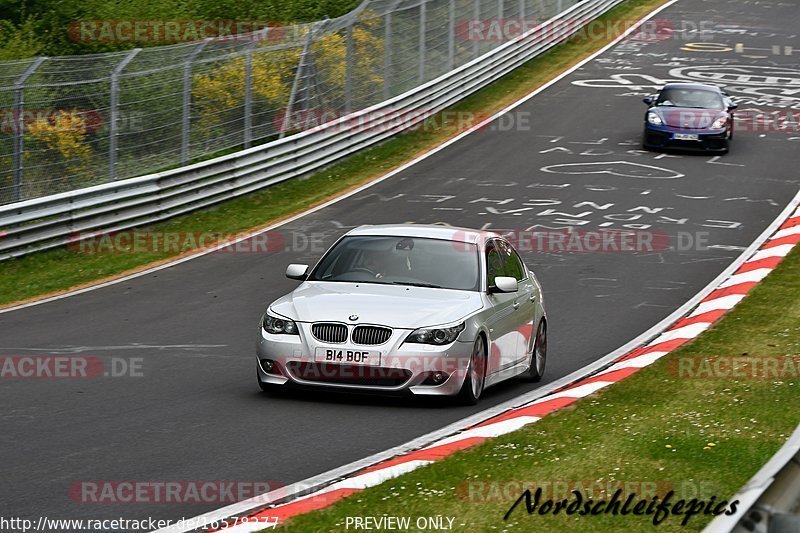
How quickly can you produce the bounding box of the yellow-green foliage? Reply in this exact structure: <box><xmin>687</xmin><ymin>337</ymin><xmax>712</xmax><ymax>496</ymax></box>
<box><xmin>25</xmin><ymin>111</ymin><xmax>94</xmax><ymax>179</ymax></box>
<box><xmin>192</xmin><ymin>47</ymin><xmax>300</xmax><ymax>135</ymax></box>
<box><xmin>191</xmin><ymin>17</ymin><xmax>384</xmax><ymax>137</ymax></box>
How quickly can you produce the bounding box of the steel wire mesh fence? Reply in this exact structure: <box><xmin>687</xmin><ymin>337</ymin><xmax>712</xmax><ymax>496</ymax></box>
<box><xmin>0</xmin><ymin>0</ymin><xmax>573</xmax><ymax>205</ymax></box>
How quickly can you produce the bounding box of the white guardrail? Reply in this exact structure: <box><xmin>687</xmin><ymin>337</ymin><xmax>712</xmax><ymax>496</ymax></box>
<box><xmin>0</xmin><ymin>0</ymin><xmax>627</xmax><ymax>260</ymax></box>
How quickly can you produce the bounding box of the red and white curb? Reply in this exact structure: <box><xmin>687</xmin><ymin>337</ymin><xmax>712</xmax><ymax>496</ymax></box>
<box><xmin>188</xmin><ymin>201</ymin><xmax>800</xmax><ymax>532</ymax></box>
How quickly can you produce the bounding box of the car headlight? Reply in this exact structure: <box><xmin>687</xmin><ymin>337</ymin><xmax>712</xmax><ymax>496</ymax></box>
<box><xmin>711</xmin><ymin>116</ymin><xmax>727</xmax><ymax>129</ymax></box>
<box><xmin>262</xmin><ymin>313</ymin><xmax>299</xmax><ymax>335</ymax></box>
<box><xmin>405</xmin><ymin>323</ymin><xmax>465</xmax><ymax>345</ymax></box>
<box><xmin>647</xmin><ymin>112</ymin><xmax>663</xmax><ymax>125</ymax></box>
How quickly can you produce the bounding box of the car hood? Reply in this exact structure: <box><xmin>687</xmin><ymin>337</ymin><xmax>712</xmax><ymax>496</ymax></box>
<box><xmin>651</xmin><ymin>107</ymin><xmax>727</xmax><ymax>129</ymax></box>
<box><xmin>269</xmin><ymin>281</ymin><xmax>483</xmax><ymax>329</ymax></box>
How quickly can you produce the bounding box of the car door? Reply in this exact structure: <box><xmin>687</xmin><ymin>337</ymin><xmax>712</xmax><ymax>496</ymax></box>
<box><xmin>497</xmin><ymin>239</ymin><xmax>536</xmax><ymax>364</ymax></box>
<box><xmin>484</xmin><ymin>239</ymin><xmax>520</xmax><ymax>374</ymax></box>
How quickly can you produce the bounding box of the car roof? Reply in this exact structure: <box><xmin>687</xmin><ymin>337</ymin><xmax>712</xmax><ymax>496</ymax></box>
<box><xmin>346</xmin><ymin>224</ymin><xmax>499</xmax><ymax>245</ymax></box>
<box><xmin>661</xmin><ymin>82</ymin><xmax>723</xmax><ymax>93</ymax></box>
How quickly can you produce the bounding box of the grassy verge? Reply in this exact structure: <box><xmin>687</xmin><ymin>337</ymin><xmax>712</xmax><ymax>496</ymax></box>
<box><xmin>276</xmin><ymin>248</ymin><xmax>800</xmax><ymax>532</ymax></box>
<box><xmin>0</xmin><ymin>0</ymin><xmax>670</xmax><ymax>308</ymax></box>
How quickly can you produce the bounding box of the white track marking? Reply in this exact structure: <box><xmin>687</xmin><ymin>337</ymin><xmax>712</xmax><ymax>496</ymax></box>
<box><xmin>433</xmin><ymin>416</ymin><xmax>541</xmax><ymax>447</ymax></box>
<box><xmin>718</xmin><ymin>268</ymin><xmax>772</xmax><ymax>288</ymax></box>
<box><xmin>653</xmin><ymin>322</ymin><xmax>712</xmax><ymax>343</ymax></box>
<box><xmin>329</xmin><ymin>460</ymin><xmax>433</xmax><ymax>490</ymax></box>
<box><xmin>532</xmin><ymin>381</ymin><xmax>613</xmax><ymax>402</ymax></box>
<box><xmin>600</xmin><ymin>351</ymin><xmax>670</xmax><ymax>373</ymax></box>
<box><xmin>771</xmin><ymin>224</ymin><xmax>800</xmax><ymax>240</ymax></box>
<box><xmin>689</xmin><ymin>294</ymin><xmax>746</xmax><ymax>317</ymax></box>
<box><xmin>749</xmin><ymin>244</ymin><xmax>795</xmax><ymax>262</ymax></box>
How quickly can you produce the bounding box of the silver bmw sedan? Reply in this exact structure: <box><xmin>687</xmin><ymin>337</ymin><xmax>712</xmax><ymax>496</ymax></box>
<box><xmin>256</xmin><ymin>224</ymin><xmax>547</xmax><ymax>404</ymax></box>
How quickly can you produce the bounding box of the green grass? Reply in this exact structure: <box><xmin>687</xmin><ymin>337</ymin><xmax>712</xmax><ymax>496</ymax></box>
<box><xmin>0</xmin><ymin>0</ymin><xmax>672</xmax><ymax>307</ymax></box>
<box><xmin>275</xmin><ymin>247</ymin><xmax>800</xmax><ymax>532</ymax></box>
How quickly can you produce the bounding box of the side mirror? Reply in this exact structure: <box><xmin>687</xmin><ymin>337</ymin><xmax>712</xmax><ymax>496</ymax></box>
<box><xmin>286</xmin><ymin>264</ymin><xmax>308</xmax><ymax>280</ymax></box>
<box><xmin>728</xmin><ymin>102</ymin><xmax>738</xmax><ymax>110</ymax></box>
<box><xmin>492</xmin><ymin>276</ymin><xmax>518</xmax><ymax>293</ymax></box>
<box><xmin>643</xmin><ymin>97</ymin><xmax>653</xmax><ymax>105</ymax></box>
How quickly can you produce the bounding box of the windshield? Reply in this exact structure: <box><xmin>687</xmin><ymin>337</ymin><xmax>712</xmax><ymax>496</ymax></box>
<box><xmin>655</xmin><ymin>88</ymin><xmax>725</xmax><ymax>110</ymax></box>
<box><xmin>308</xmin><ymin>235</ymin><xmax>480</xmax><ymax>291</ymax></box>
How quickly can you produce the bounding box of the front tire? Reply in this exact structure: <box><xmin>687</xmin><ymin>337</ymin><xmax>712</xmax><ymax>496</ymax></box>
<box><xmin>522</xmin><ymin>320</ymin><xmax>547</xmax><ymax>382</ymax></box>
<box><xmin>456</xmin><ymin>336</ymin><xmax>487</xmax><ymax>405</ymax></box>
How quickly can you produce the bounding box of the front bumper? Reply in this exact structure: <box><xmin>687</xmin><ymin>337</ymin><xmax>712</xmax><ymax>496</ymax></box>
<box><xmin>256</xmin><ymin>322</ymin><xmax>474</xmax><ymax>396</ymax></box>
<box><xmin>643</xmin><ymin>123</ymin><xmax>729</xmax><ymax>152</ymax></box>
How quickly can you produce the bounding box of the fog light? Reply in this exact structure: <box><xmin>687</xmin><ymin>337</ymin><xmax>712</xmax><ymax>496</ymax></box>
<box><xmin>421</xmin><ymin>371</ymin><xmax>449</xmax><ymax>385</ymax></box>
<box><xmin>260</xmin><ymin>359</ymin><xmax>279</xmax><ymax>374</ymax></box>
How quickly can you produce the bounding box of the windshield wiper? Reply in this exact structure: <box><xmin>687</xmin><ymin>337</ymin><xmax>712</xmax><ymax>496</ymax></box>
<box><xmin>391</xmin><ymin>281</ymin><xmax>444</xmax><ymax>289</ymax></box>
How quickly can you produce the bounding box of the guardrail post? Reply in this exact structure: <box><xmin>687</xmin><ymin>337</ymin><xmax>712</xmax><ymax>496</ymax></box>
<box><xmin>473</xmin><ymin>0</ymin><xmax>481</xmax><ymax>58</ymax></box>
<box><xmin>345</xmin><ymin>23</ymin><xmax>354</xmax><ymax>113</ymax></box>
<box><xmin>109</xmin><ymin>48</ymin><xmax>141</xmax><ymax>181</ymax></box>
<box><xmin>447</xmin><ymin>0</ymin><xmax>455</xmax><ymax>71</ymax></box>
<box><xmin>281</xmin><ymin>22</ymin><xmax>319</xmax><ymax>138</ymax></box>
<box><xmin>418</xmin><ymin>0</ymin><xmax>427</xmax><ymax>84</ymax></box>
<box><xmin>383</xmin><ymin>12</ymin><xmax>392</xmax><ymax>100</ymax></box>
<box><xmin>181</xmin><ymin>40</ymin><xmax>210</xmax><ymax>165</ymax></box>
<box><xmin>11</xmin><ymin>57</ymin><xmax>46</xmax><ymax>203</ymax></box>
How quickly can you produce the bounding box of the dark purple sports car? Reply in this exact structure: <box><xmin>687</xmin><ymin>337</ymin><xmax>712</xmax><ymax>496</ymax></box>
<box><xmin>642</xmin><ymin>83</ymin><xmax>737</xmax><ymax>154</ymax></box>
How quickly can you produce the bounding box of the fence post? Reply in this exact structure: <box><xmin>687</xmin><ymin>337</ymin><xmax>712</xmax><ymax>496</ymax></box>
<box><xmin>345</xmin><ymin>23</ymin><xmax>354</xmax><ymax>113</ymax></box>
<box><xmin>448</xmin><ymin>0</ymin><xmax>455</xmax><ymax>71</ymax></box>
<box><xmin>418</xmin><ymin>0</ymin><xmax>426</xmax><ymax>84</ymax></box>
<box><xmin>497</xmin><ymin>0</ymin><xmax>504</xmax><ymax>49</ymax></box>
<box><xmin>109</xmin><ymin>48</ymin><xmax>141</xmax><ymax>181</ymax></box>
<box><xmin>244</xmin><ymin>49</ymin><xmax>253</xmax><ymax>149</ymax></box>
<box><xmin>181</xmin><ymin>40</ymin><xmax>210</xmax><ymax>165</ymax></box>
<box><xmin>243</xmin><ymin>28</ymin><xmax>269</xmax><ymax>149</ymax></box>
<box><xmin>519</xmin><ymin>0</ymin><xmax>526</xmax><ymax>20</ymax></box>
<box><xmin>11</xmin><ymin>57</ymin><xmax>46</xmax><ymax>203</ymax></box>
<box><xmin>383</xmin><ymin>12</ymin><xmax>392</xmax><ymax>100</ymax></box>
<box><xmin>281</xmin><ymin>22</ymin><xmax>319</xmax><ymax>138</ymax></box>
<box><xmin>473</xmin><ymin>0</ymin><xmax>481</xmax><ymax>58</ymax></box>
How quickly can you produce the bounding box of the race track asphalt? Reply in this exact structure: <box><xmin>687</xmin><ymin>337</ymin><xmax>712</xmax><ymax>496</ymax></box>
<box><xmin>1</xmin><ymin>0</ymin><xmax>798</xmax><ymax>524</ymax></box>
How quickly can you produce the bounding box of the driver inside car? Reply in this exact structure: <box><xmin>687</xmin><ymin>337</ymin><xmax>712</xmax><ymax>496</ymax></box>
<box><xmin>360</xmin><ymin>250</ymin><xmax>392</xmax><ymax>279</ymax></box>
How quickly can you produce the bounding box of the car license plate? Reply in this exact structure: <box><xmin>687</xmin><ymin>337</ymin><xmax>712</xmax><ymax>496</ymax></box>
<box><xmin>674</xmin><ymin>133</ymin><xmax>699</xmax><ymax>141</ymax></box>
<box><xmin>314</xmin><ymin>347</ymin><xmax>380</xmax><ymax>366</ymax></box>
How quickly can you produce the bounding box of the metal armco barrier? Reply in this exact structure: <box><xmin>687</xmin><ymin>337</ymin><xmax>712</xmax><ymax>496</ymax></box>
<box><xmin>704</xmin><ymin>422</ymin><xmax>800</xmax><ymax>533</ymax></box>
<box><xmin>0</xmin><ymin>0</ymin><xmax>627</xmax><ymax>260</ymax></box>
